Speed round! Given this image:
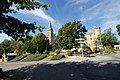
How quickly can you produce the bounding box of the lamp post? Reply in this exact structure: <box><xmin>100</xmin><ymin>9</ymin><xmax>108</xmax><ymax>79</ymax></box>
<box><xmin>45</xmin><ymin>37</ymin><xmax>48</xmax><ymax>51</ymax></box>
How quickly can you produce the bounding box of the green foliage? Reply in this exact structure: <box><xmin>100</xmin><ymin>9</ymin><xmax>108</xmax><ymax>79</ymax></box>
<box><xmin>104</xmin><ymin>46</ymin><xmax>115</xmax><ymax>54</ymax></box>
<box><xmin>54</xmin><ymin>49</ymin><xmax>60</xmax><ymax>54</ymax></box>
<box><xmin>116</xmin><ymin>24</ymin><xmax>120</xmax><ymax>36</ymax></box>
<box><xmin>23</xmin><ymin>36</ymin><xmax>36</xmax><ymax>54</ymax></box>
<box><xmin>10</xmin><ymin>55</ymin><xmax>27</xmax><ymax>62</ymax></box>
<box><xmin>0</xmin><ymin>40</ymin><xmax>17</xmax><ymax>55</ymax></box>
<box><xmin>0</xmin><ymin>0</ymin><xmax>48</xmax><ymax>40</ymax></box>
<box><xmin>51</xmin><ymin>55</ymin><xmax>65</xmax><ymax>60</ymax></box>
<box><xmin>67</xmin><ymin>50</ymin><xmax>73</xmax><ymax>56</ymax></box>
<box><xmin>16</xmin><ymin>41</ymin><xmax>26</xmax><ymax>55</ymax></box>
<box><xmin>21</xmin><ymin>54</ymin><xmax>47</xmax><ymax>62</ymax></box>
<box><xmin>32</xmin><ymin>33</ymin><xmax>49</xmax><ymax>53</ymax></box>
<box><xmin>43</xmin><ymin>50</ymin><xmax>50</xmax><ymax>54</ymax></box>
<box><xmin>56</xmin><ymin>20</ymin><xmax>87</xmax><ymax>49</ymax></box>
<box><xmin>97</xmin><ymin>28</ymin><xmax>118</xmax><ymax>47</ymax></box>
<box><xmin>0</xmin><ymin>32</ymin><xmax>50</xmax><ymax>55</ymax></box>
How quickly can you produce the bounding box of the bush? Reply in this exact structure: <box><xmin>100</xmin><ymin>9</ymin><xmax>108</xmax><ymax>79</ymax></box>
<box><xmin>51</xmin><ymin>55</ymin><xmax>65</xmax><ymax>60</ymax></box>
<box><xmin>67</xmin><ymin>50</ymin><xmax>72</xmax><ymax>56</ymax></box>
<box><xmin>54</xmin><ymin>49</ymin><xmax>60</xmax><ymax>54</ymax></box>
<box><xmin>43</xmin><ymin>50</ymin><xmax>50</xmax><ymax>54</ymax></box>
<box><xmin>21</xmin><ymin>54</ymin><xmax>47</xmax><ymax>62</ymax></box>
<box><xmin>104</xmin><ymin>46</ymin><xmax>114</xmax><ymax>54</ymax></box>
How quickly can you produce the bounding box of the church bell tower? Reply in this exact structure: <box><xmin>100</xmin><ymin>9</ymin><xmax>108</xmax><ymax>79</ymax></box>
<box><xmin>47</xmin><ymin>21</ymin><xmax>54</xmax><ymax>45</ymax></box>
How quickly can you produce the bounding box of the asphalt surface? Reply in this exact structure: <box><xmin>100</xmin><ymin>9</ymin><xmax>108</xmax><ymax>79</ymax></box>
<box><xmin>0</xmin><ymin>52</ymin><xmax>120</xmax><ymax>80</ymax></box>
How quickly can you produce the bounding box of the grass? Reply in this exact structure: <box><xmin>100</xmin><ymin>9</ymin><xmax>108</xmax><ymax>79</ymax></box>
<box><xmin>10</xmin><ymin>55</ymin><xmax>27</xmax><ymax>62</ymax></box>
<box><xmin>51</xmin><ymin>54</ymin><xmax>65</xmax><ymax>60</ymax></box>
<box><xmin>21</xmin><ymin>54</ymin><xmax>47</xmax><ymax>62</ymax></box>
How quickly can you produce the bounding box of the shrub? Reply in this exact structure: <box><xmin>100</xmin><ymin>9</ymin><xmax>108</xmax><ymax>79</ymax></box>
<box><xmin>67</xmin><ymin>50</ymin><xmax>72</xmax><ymax>56</ymax></box>
<box><xmin>54</xmin><ymin>49</ymin><xmax>60</xmax><ymax>54</ymax></box>
<box><xmin>51</xmin><ymin>55</ymin><xmax>65</xmax><ymax>60</ymax></box>
<box><xmin>43</xmin><ymin>50</ymin><xmax>50</xmax><ymax>54</ymax></box>
<box><xmin>104</xmin><ymin>46</ymin><xmax>114</xmax><ymax>54</ymax></box>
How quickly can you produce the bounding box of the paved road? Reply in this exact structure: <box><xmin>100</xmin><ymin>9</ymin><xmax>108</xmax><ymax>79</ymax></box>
<box><xmin>0</xmin><ymin>52</ymin><xmax>120</xmax><ymax>71</ymax></box>
<box><xmin>0</xmin><ymin>52</ymin><xmax>120</xmax><ymax>80</ymax></box>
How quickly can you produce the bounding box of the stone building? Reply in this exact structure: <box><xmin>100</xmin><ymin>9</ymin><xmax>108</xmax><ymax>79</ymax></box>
<box><xmin>86</xmin><ymin>27</ymin><xmax>101</xmax><ymax>50</ymax></box>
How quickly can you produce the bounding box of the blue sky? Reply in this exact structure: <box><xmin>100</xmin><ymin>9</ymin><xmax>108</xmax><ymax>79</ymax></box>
<box><xmin>0</xmin><ymin>0</ymin><xmax>120</xmax><ymax>42</ymax></box>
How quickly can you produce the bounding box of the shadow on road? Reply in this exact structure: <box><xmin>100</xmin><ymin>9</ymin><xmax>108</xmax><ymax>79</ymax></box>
<box><xmin>4</xmin><ymin>61</ymin><xmax>120</xmax><ymax>80</ymax></box>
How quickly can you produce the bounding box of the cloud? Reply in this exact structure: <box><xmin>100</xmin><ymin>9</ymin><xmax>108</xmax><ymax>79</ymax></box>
<box><xmin>19</xmin><ymin>9</ymin><xmax>55</xmax><ymax>23</ymax></box>
<box><xmin>65</xmin><ymin>0</ymin><xmax>90</xmax><ymax>11</ymax></box>
<box><xmin>66</xmin><ymin>0</ymin><xmax>90</xmax><ymax>5</ymax></box>
<box><xmin>0</xmin><ymin>33</ymin><xmax>12</xmax><ymax>43</ymax></box>
<box><xmin>77</xmin><ymin>0</ymin><xmax>120</xmax><ymax>33</ymax></box>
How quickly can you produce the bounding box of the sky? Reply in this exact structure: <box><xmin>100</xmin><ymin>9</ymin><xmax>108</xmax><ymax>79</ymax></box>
<box><xmin>0</xmin><ymin>0</ymin><xmax>120</xmax><ymax>42</ymax></box>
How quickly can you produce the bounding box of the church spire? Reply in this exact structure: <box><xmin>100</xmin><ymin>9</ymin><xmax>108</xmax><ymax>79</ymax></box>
<box><xmin>47</xmin><ymin>21</ymin><xmax>54</xmax><ymax>45</ymax></box>
<box><xmin>48</xmin><ymin>21</ymin><xmax>53</xmax><ymax>31</ymax></box>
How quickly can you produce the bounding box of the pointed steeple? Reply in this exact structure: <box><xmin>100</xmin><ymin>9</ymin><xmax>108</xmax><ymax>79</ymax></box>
<box><xmin>48</xmin><ymin>21</ymin><xmax>53</xmax><ymax>31</ymax></box>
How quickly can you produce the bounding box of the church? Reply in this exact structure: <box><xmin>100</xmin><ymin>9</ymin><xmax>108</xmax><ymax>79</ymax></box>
<box><xmin>47</xmin><ymin>21</ymin><xmax>55</xmax><ymax>50</ymax></box>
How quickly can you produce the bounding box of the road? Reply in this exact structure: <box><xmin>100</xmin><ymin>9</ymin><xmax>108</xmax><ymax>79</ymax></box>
<box><xmin>0</xmin><ymin>52</ymin><xmax>120</xmax><ymax>80</ymax></box>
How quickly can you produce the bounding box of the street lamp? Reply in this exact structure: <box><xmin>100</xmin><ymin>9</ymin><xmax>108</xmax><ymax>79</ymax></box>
<box><xmin>45</xmin><ymin>37</ymin><xmax>48</xmax><ymax>51</ymax></box>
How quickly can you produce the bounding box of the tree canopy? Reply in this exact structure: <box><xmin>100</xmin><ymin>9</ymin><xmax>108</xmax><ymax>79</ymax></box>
<box><xmin>0</xmin><ymin>39</ymin><xmax>16</xmax><ymax>55</ymax></box>
<box><xmin>56</xmin><ymin>20</ymin><xmax>87</xmax><ymax>49</ymax></box>
<box><xmin>0</xmin><ymin>0</ymin><xmax>48</xmax><ymax>40</ymax></box>
<box><xmin>97</xmin><ymin>28</ymin><xmax>118</xmax><ymax>47</ymax></box>
<box><xmin>116</xmin><ymin>24</ymin><xmax>120</xmax><ymax>36</ymax></box>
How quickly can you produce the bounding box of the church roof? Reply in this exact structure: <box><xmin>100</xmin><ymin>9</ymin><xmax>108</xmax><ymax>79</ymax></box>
<box><xmin>48</xmin><ymin>21</ymin><xmax>53</xmax><ymax>31</ymax></box>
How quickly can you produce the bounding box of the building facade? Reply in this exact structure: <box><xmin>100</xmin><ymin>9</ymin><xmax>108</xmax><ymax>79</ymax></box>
<box><xmin>86</xmin><ymin>27</ymin><xmax>101</xmax><ymax>50</ymax></box>
<box><xmin>114</xmin><ymin>45</ymin><xmax>120</xmax><ymax>51</ymax></box>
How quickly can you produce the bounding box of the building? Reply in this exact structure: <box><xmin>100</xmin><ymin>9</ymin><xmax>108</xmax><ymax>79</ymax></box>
<box><xmin>86</xmin><ymin>27</ymin><xmax>101</xmax><ymax>50</ymax></box>
<box><xmin>114</xmin><ymin>45</ymin><xmax>120</xmax><ymax>51</ymax></box>
<box><xmin>47</xmin><ymin>21</ymin><xmax>54</xmax><ymax>45</ymax></box>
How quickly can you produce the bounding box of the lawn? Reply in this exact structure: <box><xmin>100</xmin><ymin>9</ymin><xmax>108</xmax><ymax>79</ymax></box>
<box><xmin>51</xmin><ymin>54</ymin><xmax>65</xmax><ymax>60</ymax></box>
<box><xmin>21</xmin><ymin>54</ymin><xmax>47</xmax><ymax>62</ymax></box>
<box><xmin>10</xmin><ymin>55</ymin><xmax>27</xmax><ymax>62</ymax></box>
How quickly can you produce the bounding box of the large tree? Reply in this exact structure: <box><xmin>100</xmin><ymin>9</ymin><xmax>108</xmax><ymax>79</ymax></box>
<box><xmin>56</xmin><ymin>20</ymin><xmax>87</xmax><ymax>49</ymax></box>
<box><xmin>0</xmin><ymin>0</ymin><xmax>48</xmax><ymax>40</ymax></box>
<box><xmin>97</xmin><ymin>28</ymin><xmax>118</xmax><ymax>47</ymax></box>
<box><xmin>116</xmin><ymin>24</ymin><xmax>120</xmax><ymax>36</ymax></box>
<box><xmin>32</xmin><ymin>33</ymin><xmax>49</xmax><ymax>53</ymax></box>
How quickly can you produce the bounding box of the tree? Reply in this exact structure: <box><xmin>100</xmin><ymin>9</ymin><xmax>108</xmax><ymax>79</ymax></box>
<box><xmin>97</xmin><ymin>28</ymin><xmax>118</xmax><ymax>47</ymax></box>
<box><xmin>0</xmin><ymin>39</ymin><xmax>17</xmax><ymax>55</ymax></box>
<box><xmin>22</xmin><ymin>35</ymin><xmax>36</xmax><ymax>54</ymax></box>
<box><xmin>56</xmin><ymin>20</ymin><xmax>87</xmax><ymax>49</ymax></box>
<box><xmin>116</xmin><ymin>24</ymin><xmax>120</xmax><ymax>36</ymax></box>
<box><xmin>0</xmin><ymin>0</ymin><xmax>48</xmax><ymax>40</ymax></box>
<box><xmin>32</xmin><ymin>33</ymin><xmax>48</xmax><ymax>53</ymax></box>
